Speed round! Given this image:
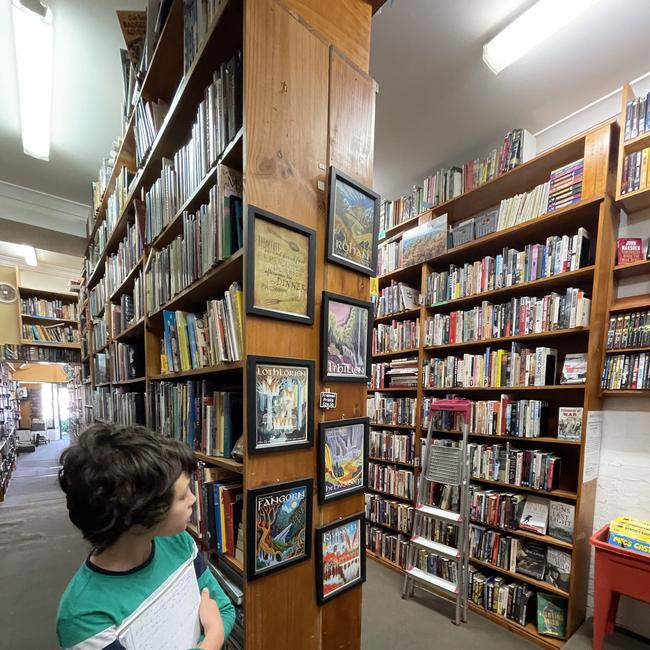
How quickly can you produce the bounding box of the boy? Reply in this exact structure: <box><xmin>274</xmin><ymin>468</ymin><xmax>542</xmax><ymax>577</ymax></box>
<box><xmin>57</xmin><ymin>423</ymin><xmax>235</xmax><ymax>649</ymax></box>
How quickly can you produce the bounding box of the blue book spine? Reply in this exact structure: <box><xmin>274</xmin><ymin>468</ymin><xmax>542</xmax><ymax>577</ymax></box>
<box><xmin>186</xmin><ymin>313</ymin><xmax>198</xmax><ymax>369</ymax></box>
<box><xmin>163</xmin><ymin>310</ymin><xmax>176</xmax><ymax>372</ymax></box>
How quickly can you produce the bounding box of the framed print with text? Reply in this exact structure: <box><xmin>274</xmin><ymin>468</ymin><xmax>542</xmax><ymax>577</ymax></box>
<box><xmin>247</xmin><ymin>478</ymin><xmax>313</xmax><ymax>581</ymax></box>
<box><xmin>315</xmin><ymin>513</ymin><xmax>365</xmax><ymax>604</ymax></box>
<box><xmin>321</xmin><ymin>291</ymin><xmax>372</xmax><ymax>382</ymax></box>
<box><xmin>246</xmin><ymin>205</ymin><xmax>316</xmax><ymax>324</ymax></box>
<box><xmin>326</xmin><ymin>167</ymin><xmax>380</xmax><ymax>276</ymax></box>
<box><xmin>317</xmin><ymin>417</ymin><xmax>369</xmax><ymax>503</ymax></box>
<box><xmin>247</xmin><ymin>355</ymin><xmax>315</xmax><ymax>454</ymax></box>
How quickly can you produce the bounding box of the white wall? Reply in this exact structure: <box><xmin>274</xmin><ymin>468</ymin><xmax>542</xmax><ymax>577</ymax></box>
<box><xmin>536</xmin><ymin>74</ymin><xmax>650</xmax><ymax>637</ymax></box>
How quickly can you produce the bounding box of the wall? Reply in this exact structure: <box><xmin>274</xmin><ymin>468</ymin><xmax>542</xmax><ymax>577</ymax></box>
<box><xmin>12</xmin><ymin>364</ymin><xmax>68</xmax><ymax>383</ymax></box>
<box><xmin>0</xmin><ymin>264</ymin><xmax>19</xmax><ymax>345</ymax></box>
<box><xmin>531</xmin><ymin>74</ymin><xmax>650</xmax><ymax>637</ymax></box>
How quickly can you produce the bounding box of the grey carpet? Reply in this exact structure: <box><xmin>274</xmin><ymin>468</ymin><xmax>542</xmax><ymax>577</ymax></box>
<box><xmin>564</xmin><ymin>618</ymin><xmax>650</xmax><ymax>649</ymax></box>
<box><xmin>0</xmin><ymin>438</ymin><xmax>88</xmax><ymax>649</ymax></box>
<box><xmin>362</xmin><ymin>560</ymin><xmax>536</xmax><ymax>649</ymax></box>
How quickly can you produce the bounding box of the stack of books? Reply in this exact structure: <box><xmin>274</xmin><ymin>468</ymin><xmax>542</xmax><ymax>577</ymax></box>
<box><xmin>547</xmin><ymin>159</ymin><xmax>583</xmax><ymax>212</ymax></box>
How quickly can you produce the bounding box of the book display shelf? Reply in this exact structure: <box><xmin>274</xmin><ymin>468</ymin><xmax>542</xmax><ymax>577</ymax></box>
<box><xmin>367</xmin><ymin>121</ymin><xmax>619</xmax><ymax>648</ymax></box>
<box><xmin>0</xmin><ymin>362</ymin><xmax>18</xmax><ymax>501</ymax></box>
<box><xmin>78</xmin><ymin>1</ymin><xmax>379</xmax><ymax>648</ymax></box>
<box><xmin>601</xmin><ymin>84</ymin><xmax>650</xmax><ymax>396</ymax></box>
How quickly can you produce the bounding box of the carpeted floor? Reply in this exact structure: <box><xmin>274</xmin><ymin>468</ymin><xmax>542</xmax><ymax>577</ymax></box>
<box><xmin>0</xmin><ymin>438</ymin><xmax>88</xmax><ymax>649</ymax></box>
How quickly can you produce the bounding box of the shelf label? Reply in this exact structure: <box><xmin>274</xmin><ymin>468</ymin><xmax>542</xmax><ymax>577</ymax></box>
<box><xmin>319</xmin><ymin>391</ymin><xmax>337</xmax><ymax>409</ymax></box>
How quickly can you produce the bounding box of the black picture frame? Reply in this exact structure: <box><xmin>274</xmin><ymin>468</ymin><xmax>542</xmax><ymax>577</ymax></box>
<box><xmin>245</xmin><ymin>204</ymin><xmax>316</xmax><ymax>324</ymax></box>
<box><xmin>247</xmin><ymin>355</ymin><xmax>315</xmax><ymax>454</ymax></box>
<box><xmin>321</xmin><ymin>291</ymin><xmax>373</xmax><ymax>383</ymax></box>
<box><xmin>326</xmin><ymin>166</ymin><xmax>380</xmax><ymax>276</ymax></box>
<box><xmin>247</xmin><ymin>478</ymin><xmax>313</xmax><ymax>581</ymax></box>
<box><xmin>315</xmin><ymin>513</ymin><xmax>366</xmax><ymax>604</ymax></box>
<box><xmin>317</xmin><ymin>417</ymin><xmax>369</xmax><ymax>504</ymax></box>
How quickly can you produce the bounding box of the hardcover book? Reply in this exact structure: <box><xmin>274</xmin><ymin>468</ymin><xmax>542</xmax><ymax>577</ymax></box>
<box><xmin>400</xmin><ymin>213</ymin><xmax>448</xmax><ymax>267</ymax></box>
<box><xmin>549</xmin><ymin>501</ymin><xmax>575</xmax><ymax>543</ymax></box>
<box><xmin>516</xmin><ymin>540</ymin><xmax>547</xmax><ymax>580</ymax></box>
<box><xmin>617</xmin><ymin>238</ymin><xmax>643</xmax><ymax>265</ymax></box>
<box><xmin>536</xmin><ymin>592</ymin><xmax>567</xmax><ymax>638</ymax></box>
<box><xmin>545</xmin><ymin>548</ymin><xmax>571</xmax><ymax>592</ymax></box>
<box><xmin>560</xmin><ymin>353</ymin><xmax>587</xmax><ymax>384</ymax></box>
<box><xmin>557</xmin><ymin>407</ymin><xmax>583</xmax><ymax>440</ymax></box>
<box><xmin>519</xmin><ymin>496</ymin><xmax>549</xmax><ymax>535</ymax></box>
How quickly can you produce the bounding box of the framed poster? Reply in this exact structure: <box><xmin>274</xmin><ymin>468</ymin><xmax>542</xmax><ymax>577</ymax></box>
<box><xmin>317</xmin><ymin>417</ymin><xmax>369</xmax><ymax>503</ymax></box>
<box><xmin>315</xmin><ymin>513</ymin><xmax>365</xmax><ymax>604</ymax></box>
<box><xmin>326</xmin><ymin>167</ymin><xmax>380</xmax><ymax>276</ymax></box>
<box><xmin>246</xmin><ymin>205</ymin><xmax>316</xmax><ymax>324</ymax></box>
<box><xmin>321</xmin><ymin>291</ymin><xmax>372</xmax><ymax>382</ymax></box>
<box><xmin>247</xmin><ymin>355</ymin><xmax>315</xmax><ymax>454</ymax></box>
<box><xmin>247</xmin><ymin>478</ymin><xmax>313</xmax><ymax>581</ymax></box>
<box><xmin>400</xmin><ymin>213</ymin><xmax>448</xmax><ymax>267</ymax></box>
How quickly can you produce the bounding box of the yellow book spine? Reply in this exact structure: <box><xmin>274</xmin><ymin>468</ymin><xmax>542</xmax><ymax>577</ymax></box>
<box><xmin>642</xmin><ymin>148</ymin><xmax>649</xmax><ymax>190</ymax></box>
<box><xmin>176</xmin><ymin>311</ymin><xmax>191</xmax><ymax>371</ymax></box>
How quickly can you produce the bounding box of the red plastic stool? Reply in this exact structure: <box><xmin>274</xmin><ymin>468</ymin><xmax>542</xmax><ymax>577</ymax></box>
<box><xmin>589</xmin><ymin>525</ymin><xmax>650</xmax><ymax>649</ymax></box>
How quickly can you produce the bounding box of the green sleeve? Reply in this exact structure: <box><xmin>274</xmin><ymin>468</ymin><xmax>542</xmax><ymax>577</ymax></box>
<box><xmin>198</xmin><ymin>565</ymin><xmax>236</xmax><ymax>639</ymax></box>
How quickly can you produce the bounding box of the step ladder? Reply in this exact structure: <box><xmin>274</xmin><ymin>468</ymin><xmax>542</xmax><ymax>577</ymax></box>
<box><xmin>402</xmin><ymin>398</ymin><xmax>471</xmax><ymax>625</ymax></box>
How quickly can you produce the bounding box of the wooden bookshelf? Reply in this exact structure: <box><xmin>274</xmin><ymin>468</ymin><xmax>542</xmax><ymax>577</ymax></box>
<box><xmin>367</xmin><ymin>120</ymin><xmax>619</xmax><ymax>646</ymax></box>
<box><xmin>612</xmin><ymin>259</ymin><xmax>650</xmax><ymax>279</ymax></box>
<box><xmin>78</xmin><ymin>1</ymin><xmax>379</xmax><ymax>648</ymax></box>
<box><xmin>469</xmin><ymin>519</ymin><xmax>573</xmax><ymax>551</ymax></box>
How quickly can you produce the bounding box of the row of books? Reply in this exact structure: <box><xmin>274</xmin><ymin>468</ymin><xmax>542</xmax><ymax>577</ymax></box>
<box><xmin>21</xmin><ymin>324</ymin><xmax>79</xmax><ymax>344</ymax></box>
<box><xmin>380</xmin><ymin>130</ymin><xmax>535</xmax><ymax>232</ymax></box>
<box><xmin>624</xmin><ymin>92</ymin><xmax>650</xmax><ymax>141</ymax></box>
<box><xmin>110</xmin><ymin>342</ymin><xmax>144</xmax><ymax>382</ymax></box>
<box><xmin>94</xmin><ymin>386</ymin><xmax>112</xmax><ymax>421</ymax></box>
<box><xmin>148</xmin><ymin>380</ymin><xmax>242</xmax><ymax>457</ymax></box>
<box><xmin>415</xmin><ymin>548</ymin><xmax>458</xmax><ymax>584</ymax></box>
<box><xmin>422</xmin><ymin>479</ymin><xmax>460</xmax><ymax>512</ymax></box>
<box><xmin>601</xmin><ymin>352</ymin><xmax>650</xmax><ymax>391</ymax></box>
<box><xmin>89</xmin><ymin>281</ymin><xmax>106</xmax><ymax>318</ymax></box>
<box><xmin>110</xmin><ymin>275</ymin><xmax>145</xmax><ymax>337</ymax></box>
<box><xmin>92</xmin><ymin>319</ymin><xmax>108</xmax><ymax>351</ymax></box>
<box><xmin>106</xmin><ymin>217</ymin><xmax>144</xmax><ymax>297</ymax></box>
<box><xmin>423</xmin><ymin>288</ymin><xmax>591</xmax><ymax>347</ymax></box>
<box><xmin>92</xmin><ymin>155</ymin><xmax>114</xmax><ymax>212</ymax></box>
<box><xmin>547</xmin><ymin>159</ymin><xmax>583</xmax><ymax>212</ymax></box>
<box><xmin>468</xmin><ymin>569</ymin><xmax>533</xmax><ymax>628</ymax></box>
<box><xmin>190</xmin><ymin>464</ymin><xmax>242</xmax><ymax>557</ymax></box>
<box><xmin>145</xmin><ymin>189</ymin><xmax>243</xmax><ymax>314</ymax></box>
<box><xmin>422</xmin><ymin>345</ymin><xmax>559</xmax><ymax>389</ymax></box>
<box><xmin>183</xmin><ymin>0</ymin><xmax>227</xmax><ymax>73</ymax></box>
<box><xmin>415</xmin><ymin>516</ymin><xmax>459</xmax><ymax>548</ymax></box>
<box><xmin>368</xmin><ymin>461</ymin><xmax>414</xmax><ymax>500</ymax></box>
<box><xmin>366</xmin><ymin>526</ymin><xmax>409</xmax><ymax>568</ymax></box>
<box><xmin>112</xmin><ymin>391</ymin><xmax>146</xmax><ymax>426</ymax></box>
<box><xmin>374</xmin><ymin>281</ymin><xmax>420</xmax><ymax>319</ymax></box>
<box><xmin>0</xmin><ymin>344</ymin><xmax>80</xmax><ymax>364</ymax></box>
<box><xmin>367</xmin><ymin>396</ymin><xmax>417</xmax><ymax>426</ymax></box>
<box><xmin>20</xmin><ymin>298</ymin><xmax>77</xmax><ymax>320</ymax></box>
<box><xmin>370</xmin><ymin>429</ymin><xmax>416</xmax><ymax>465</ymax></box>
<box><xmin>496</xmin><ymin>181</ymin><xmax>550</xmax><ymax>230</ymax></box>
<box><xmin>468</xmin><ymin>443</ymin><xmax>562</xmax><ymax>492</ymax></box>
<box><xmin>621</xmin><ymin>148</ymin><xmax>650</xmax><ymax>195</ymax></box>
<box><xmin>372</xmin><ymin>318</ymin><xmax>420</xmax><ymax>355</ymax></box>
<box><xmin>371</xmin><ymin>357</ymin><xmax>419</xmax><ymax>390</ymax></box>
<box><xmin>364</xmin><ymin>493</ymin><xmax>413</xmax><ymax>534</ymax></box>
<box><xmin>424</xmin><ymin>228</ymin><xmax>591</xmax><ymax>306</ymax></box>
<box><xmin>106</xmin><ymin>167</ymin><xmax>135</xmax><ymax>244</ymax></box>
<box><xmin>160</xmin><ymin>283</ymin><xmax>243</xmax><ymax>373</ymax></box>
<box><xmin>606</xmin><ymin>309</ymin><xmax>650</xmax><ymax>349</ymax></box>
<box><xmin>94</xmin><ymin>352</ymin><xmax>109</xmax><ymax>385</ymax></box>
<box><xmin>134</xmin><ymin>99</ymin><xmax>168</xmax><ymax>167</ymax></box>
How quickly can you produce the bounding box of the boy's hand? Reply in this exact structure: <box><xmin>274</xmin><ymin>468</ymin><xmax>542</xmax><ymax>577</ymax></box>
<box><xmin>197</xmin><ymin>588</ymin><xmax>225</xmax><ymax>650</ymax></box>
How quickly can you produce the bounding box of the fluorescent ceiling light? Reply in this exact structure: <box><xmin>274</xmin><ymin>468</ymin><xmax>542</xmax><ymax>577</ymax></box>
<box><xmin>23</xmin><ymin>245</ymin><xmax>38</xmax><ymax>266</ymax></box>
<box><xmin>483</xmin><ymin>0</ymin><xmax>600</xmax><ymax>74</ymax></box>
<box><xmin>11</xmin><ymin>0</ymin><xmax>54</xmax><ymax>160</ymax></box>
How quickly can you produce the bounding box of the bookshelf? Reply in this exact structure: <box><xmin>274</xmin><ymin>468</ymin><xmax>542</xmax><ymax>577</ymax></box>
<box><xmin>367</xmin><ymin>120</ymin><xmax>619</xmax><ymax>647</ymax></box>
<box><xmin>0</xmin><ymin>362</ymin><xmax>18</xmax><ymax>501</ymax></box>
<box><xmin>600</xmin><ymin>84</ymin><xmax>650</xmax><ymax>395</ymax></box>
<box><xmin>78</xmin><ymin>1</ymin><xmax>379</xmax><ymax>648</ymax></box>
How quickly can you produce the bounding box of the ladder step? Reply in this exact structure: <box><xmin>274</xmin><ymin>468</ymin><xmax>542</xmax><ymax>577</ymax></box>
<box><xmin>416</xmin><ymin>504</ymin><xmax>462</xmax><ymax>523</ymax></box>
<box><xmin>406</xmin><ymin>566</ymin><xmax>459</xmax><ymax>594</ymax></box>
<box><xmin>411</xmin><ymin>536</ymin><xmax>461</xmax><ymax>559</ymax></box>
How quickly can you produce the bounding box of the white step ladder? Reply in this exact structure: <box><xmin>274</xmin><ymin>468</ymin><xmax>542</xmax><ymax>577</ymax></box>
<box><xmin>402</xmin><ymin>398</ymin><xmax>471</xmax><ymax>625</ymax></box>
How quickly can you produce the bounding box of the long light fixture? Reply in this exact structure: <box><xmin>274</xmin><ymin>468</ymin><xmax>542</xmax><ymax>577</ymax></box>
<box><xmin>11</xmin><ymin>0</ymin><xmax>54</xmax><ymax>160</ymax></box>
<box><xmin>483</xmin><ymin>0</ymin><xmax>600</xmax><ymax>75</ymax></box>
<box><xmin>22</xmin><ymin>245</ymin><xmax>38</xmax><ymax>266</ymax></box>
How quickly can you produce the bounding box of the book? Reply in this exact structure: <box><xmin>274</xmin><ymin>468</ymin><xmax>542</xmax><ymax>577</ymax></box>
<box><xmin>548</xmin><ymin>502</ymin><xmax>574</xmax><ymax>543</ymax></box>
<box><xmin>536</xmin><ymin>593</ymin><xmax>566</xmax><ymax>638</ymax></box>
<box><xmin>560</xmin><ymin>353</ymin><xmax>587</xmax><ymax>384</ymax></box>
<box><xmin>400</xmin><ymin>214</ymin><xmax>448</xmax><ymax>267</ymax></box>
<box><xmin>557</xmin><ymin>407</ymin><xmax>582</xmax><ymax>440</ymax></box>
<box><xmin>516</xmin><ymin>540</ymin><xmax>547</xmax><ymax>580</ymax></box>
<box><xmin>617</xmin><ymin>237</ymin><xmax>643</xmax><ymax>265</ymax></box>
<box><xmin>545</xmin><ymin>548</ymin><xmax>571</xmax><ymax>592</ymax></box>
<box><xmin>518</xmin><ymin>496</ymin><xmax>549</xmax><ymax>535</ymax></box>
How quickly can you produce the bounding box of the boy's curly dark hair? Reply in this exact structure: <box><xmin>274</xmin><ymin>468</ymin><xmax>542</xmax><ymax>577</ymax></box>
<box><xmin>58</xmin><ymin>424</ymin><xmax>196</xmax><ymax>552</ymax></box>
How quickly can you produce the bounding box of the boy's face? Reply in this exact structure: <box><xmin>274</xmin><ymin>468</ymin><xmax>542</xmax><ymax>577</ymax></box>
<box><xmin>153</xmin><ymin>473</ymin><xmax>197</xmax><ymax>537</ymax></box>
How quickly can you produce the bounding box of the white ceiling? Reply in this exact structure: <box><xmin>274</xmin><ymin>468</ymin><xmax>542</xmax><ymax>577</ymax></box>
<box><xmin>0</xmin><ymin>0</ymin><xmax>143</xmax><ymax>206</ymax></box>
<box><xmin>370</xmin><ymin>0</ymin><xmax>650</xmax><ymax>199</ymax></box>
